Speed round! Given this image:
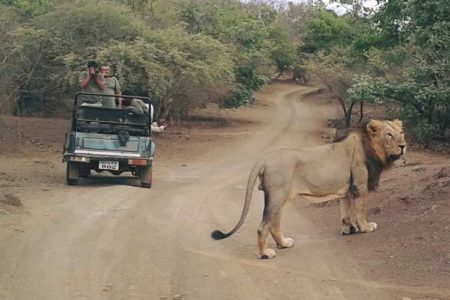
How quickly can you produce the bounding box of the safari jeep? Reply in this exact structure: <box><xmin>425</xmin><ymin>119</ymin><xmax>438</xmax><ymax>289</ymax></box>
<box><xmin>63</xmin><ymin>92</ymin><xmax>155</xmax><ymax>188</ymax></box>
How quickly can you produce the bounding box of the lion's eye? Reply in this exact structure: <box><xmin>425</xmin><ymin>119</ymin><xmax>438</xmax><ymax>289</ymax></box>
<box><xmin>387</xmin><ymin>132</ymin><xmax>393</xmax><ymax>138</ymax></box>
<box><xmin>400</xmin><ymin>131</ymin><xmax>404</xmax><ymax>135</ymax></box>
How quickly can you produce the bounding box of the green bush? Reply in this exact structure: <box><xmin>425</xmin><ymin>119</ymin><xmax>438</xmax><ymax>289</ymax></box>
<box><xmin>222</xmin><ymin>87</ymin><xmax>253</xmax><ymax>109</ymax></box>
<box><xmin>412</xmin><ymin>120</ymin><xmax>441</xmax><ymax>146</ymax></box>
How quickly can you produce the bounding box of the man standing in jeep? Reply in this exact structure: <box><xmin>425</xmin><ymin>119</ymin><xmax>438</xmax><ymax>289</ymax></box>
<box><xmin>79</xmin><ymin>60</ymin><xmax>105</xmax><ymax>105</ymax></box>
<box><xmin>99</xmin><ymin>63</ymin><xmax>122</xmax><ymax>108</ymax></box>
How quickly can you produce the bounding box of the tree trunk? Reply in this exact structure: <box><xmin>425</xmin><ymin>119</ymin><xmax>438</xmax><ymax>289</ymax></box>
<box><xmin>345</xmin><ymin>111</ymin><xmax>351</xmax><ymax>128</ymax></box>
<box><xmin>358</xmin><ymin>101</ymin><xmax>364</xmax><ymax>123</ymax></box>
<box><xmin>344</xmin><ymin>100</ymin><xmax>356</xmax><ymax>128</ymax></box>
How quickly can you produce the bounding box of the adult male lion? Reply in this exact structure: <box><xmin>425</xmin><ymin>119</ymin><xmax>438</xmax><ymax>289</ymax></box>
<box><xmin>212</xmin><ymin>120</ymin><xmax>406</xmax><ymax>259</ymax></box>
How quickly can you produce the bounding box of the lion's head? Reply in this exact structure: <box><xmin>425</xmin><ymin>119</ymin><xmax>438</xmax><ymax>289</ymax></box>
<box><xmin>366</xmin><ymin>119</ymin><xmax>406</xmax><ymax>165</ymax></box>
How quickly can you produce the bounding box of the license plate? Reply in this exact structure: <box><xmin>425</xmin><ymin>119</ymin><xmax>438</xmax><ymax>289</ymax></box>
<box><xmin>99</xmin><ymin>161</ymin><xmax>119</xmax><ymax>171</ymax></box>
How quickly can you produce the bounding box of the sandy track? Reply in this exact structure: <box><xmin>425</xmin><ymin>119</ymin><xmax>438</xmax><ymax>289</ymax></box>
<box><xmin>0</xmin><ymin>84</ymin><xmax>448</xmax><ymax>300</ymax></box>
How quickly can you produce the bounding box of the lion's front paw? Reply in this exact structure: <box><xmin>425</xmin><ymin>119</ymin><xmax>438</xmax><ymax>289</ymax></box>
<box><xmin>259</xmin><ymin>248</ymin><xmax>276</xmax><ymax>259</ymax></box>
<box><xmin>277</xmin><ymin>237</ymin><xmax>295</xmax><ymax>249</ymax></box>
<box><xmin>341</xmin><ymin>224</ymin><xmax>360</xmax><ymax>235</ymax></box>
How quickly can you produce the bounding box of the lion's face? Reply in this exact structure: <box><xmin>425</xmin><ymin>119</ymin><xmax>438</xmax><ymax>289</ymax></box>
<box><xmin>367</xmin><ymin>120</ymin><xmax>406</xmax><ymax>164</ymax></box>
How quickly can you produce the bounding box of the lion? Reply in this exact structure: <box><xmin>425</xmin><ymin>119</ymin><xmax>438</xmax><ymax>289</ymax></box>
<box><xmin>211</xmin><ymin>120</ymin><xmax>406</xmax><ymax>259</ymax></box>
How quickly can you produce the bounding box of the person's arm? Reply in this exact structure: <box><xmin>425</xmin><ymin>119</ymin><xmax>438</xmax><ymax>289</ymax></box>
<box><xmin>79</xmin><ymin>71</ymin><xmax>91</xmax><ymax>89</ymax></box>
<box><xmin>117</xmin><ymin>94</ymin><xmax>123</xmax><ymax>108</ymax></box>
<box><xmin>94</xmin><ymin>73</ymin><xmax>105</xmax><ymax>90</ymax></box>
<box><xmin>115</xmin><ymin>77</ymin><xmax>123</xmax><ymax>108</ymax></box>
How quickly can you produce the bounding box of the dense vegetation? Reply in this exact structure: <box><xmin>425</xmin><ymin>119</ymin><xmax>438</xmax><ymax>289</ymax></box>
<box><xmin>0</xmin><ymin>0</ymin><xmax>448</xmax><ymax>144</ymax></box>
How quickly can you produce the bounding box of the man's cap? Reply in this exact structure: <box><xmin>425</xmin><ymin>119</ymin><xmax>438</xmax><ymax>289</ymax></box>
<box><xmin>87</xmin><ymin>60</ymin><xmax>98</xmax><ymax>68</ymax></box>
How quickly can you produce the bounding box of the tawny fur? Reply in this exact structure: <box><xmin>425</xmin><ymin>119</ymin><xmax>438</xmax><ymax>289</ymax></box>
<box><xmin>212</xmin><ymin>120</ymin><xmax>406</xmax><ymax>259</ymax></box>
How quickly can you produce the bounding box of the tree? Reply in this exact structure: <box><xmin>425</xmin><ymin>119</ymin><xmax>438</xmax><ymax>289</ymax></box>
<box><xmin>306</xmin><ymin>49</ymin><xmax>355</xmax><ymax>127</ymax></box>
<box><xmin>35</xmin><ymin>1</ymin><xmax>145</xmax><ymax>50</ymax></box>
<box><xmin>368</xmin><ymin>0</ymin><xmax>450</xmax><ymax>144</ymax></box>
<box><xmin>180</xmin><ymin>0</ymin><xmax>275</xmax><ymax>108</ymax></box>
<box><xmin>0</xmin><ymin>4</ymin><xmax>25</xmax><ymax>114</ymax></box>
<box><xmin>87</xmin><ymin>29</ymin><xmax>235</xmax><ymax>119</ymax></box>
<box><xmin>268</xmin><ymin>27</ymin><xmax>296</xmax><ymax>78</ymax></box>
<box><xmin>1</xmin><ymin>27</ymin><xmax>66</xmax><ymax>116</ymax></box>
<box><xmin>300</xmin><ymin>10</ymin><xmax>354</xmax><ymax>53</ymax></box>
<box><xmin>372</xmin><ymin>0</ymin><xmax>409</xmax><ymax>47</ymax></box>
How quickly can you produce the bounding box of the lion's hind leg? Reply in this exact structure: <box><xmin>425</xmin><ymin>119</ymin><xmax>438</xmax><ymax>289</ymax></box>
<box><xmin>257</xmin><ymin>190</ymin><xmax>293</xmax><ymax>259</ymax></box>
<box><xmin>270</xmin><ymin>211</ymin><xmax>295</xmax><ymax>249</ymax></box>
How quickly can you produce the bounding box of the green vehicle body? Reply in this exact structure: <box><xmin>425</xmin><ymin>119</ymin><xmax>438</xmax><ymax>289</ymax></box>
<box><xmin>63</xmin><ymin>92</ymin><xmax>155</xmax><ymax>188</ymax></box>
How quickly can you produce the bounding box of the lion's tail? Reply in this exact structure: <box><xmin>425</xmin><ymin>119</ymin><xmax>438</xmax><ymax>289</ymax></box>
<box><xmin>211</xmin><ymin>162</ymin><xmax>264</xmax><ymax>240</ymax></box>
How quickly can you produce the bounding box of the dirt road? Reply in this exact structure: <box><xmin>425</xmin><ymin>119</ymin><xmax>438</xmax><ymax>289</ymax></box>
<box><xmin>1</xmin><ymin>83</ymin><xmax>449</xmax><ymax>300</ymax></box>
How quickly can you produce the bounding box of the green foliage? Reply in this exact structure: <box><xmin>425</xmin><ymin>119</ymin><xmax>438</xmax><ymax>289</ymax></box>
<box><xmin>222</xmin><ymin>86</ymin><xmax>254</xmax><ymax>109</ymax></box>
<box><xmin>0</xmin><ymin>5</ymin><xmax>23</xmax><ymax>113</ymax></box>
<box><xmin>179</xmin><ymin>0</ymin><xmax>276</xmax><ymax>108</ymax></box>
<box><xmin>411</xmin><ymin>120</ymin><xmax>441</xmax><ymax>145</ymax></box>
<box><xmin>0</xmin><ymin>0</ymin><xmax>296</xmax><ymax>117</ymax></box>
<box><xmin>366</xmin><ymin>0</ymin><xmax>450</xmax><ymax>142</ymax></box>
<box><xmin>306</xmin><ymin>49</ymin><xmax>359</xmax><ymax>126</ymax></box>
<box><xmin>0</xmin><ymin>1</ymin><xmax>149</xmax><ymax>116</ymax></box>
<box><xmin>35</xmin><ymin>1</ymin><xmax>145</xmax><ymax>49</ymax></box>
<box><xmin>271</xmin><ymin>45</ymin><xmax>295</xmax><ymax>75</ymax></box>
<box><xmin>372</xmin><ymin>0</ymin><xmax>409</xmax><ymax>47</ymax></box>
<box><xmin>150</xmin><ymin>28</ymin><xmax>235</xmax><ymax>117</ymax></box>
<box><xmin>0</xmin><ymin>0</ymin><xmax>447</xmax><ymax>147</ymax></box>
<box><xmin>268</xmin><ymin>26</ymin><xmax>296</xmax><ymax>75</ymax></box>
<box><xmin>302</xmin><ymin>0</ymin><xmax>449</xmax><ymax>142</ymax></box>
<box><xmin>347</xmin><ymin>74</ymin><xmax>380</xmax><ymax>104</ymax></box>
<box><xmin>2</xmin><ymin>0</ymin><xmax>55</xmax><ymax>16</ymax></box>
<box><xmin>375</xmin><ymin>74</ymin><xmax>449</xmax><ymax>140</ymax></box>
<box><xmin>0</xmin><ymin>0</ymin><xmax>235</xmax><ymax>119</ymax></box>
<box><xmin>365</xmin><ymin>46</ymin><xmax>410</xmax><ymax>79</ymax></box>
<box><xmin>300</xmin><ymin>10</ymin><xmax>354</xmax><ymax>53</ymax></box>
<box><xmin>89</xmin><ymin>29</ymin><xmax>234</xmax><ymax>118</ymax></box>
<box><xmin>409</xmin><ymin>0</ymin><xmax>449</xmax><ymax>50</ymax></box>
<box><xmin>1</xmin><ymin>27</ymin><xmax>66</xmax><ymax>115</ymax></box>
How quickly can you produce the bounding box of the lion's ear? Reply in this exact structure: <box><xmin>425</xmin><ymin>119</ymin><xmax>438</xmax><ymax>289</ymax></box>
<box><xmin>392</xmin><ymin>119</ymin><xmax>403</xmax><ymax>128</ymax></box>
<box><xmin>367</xmin><ymin>120</ymin><xmax>383</xmax><ymax>136</ymax></box>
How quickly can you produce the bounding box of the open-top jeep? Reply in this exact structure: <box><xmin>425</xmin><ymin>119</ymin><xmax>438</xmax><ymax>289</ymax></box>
<box><xmin>63</xmin><ymin>92</ymin><xmax>155</xmax><ymax>188</ymax></box>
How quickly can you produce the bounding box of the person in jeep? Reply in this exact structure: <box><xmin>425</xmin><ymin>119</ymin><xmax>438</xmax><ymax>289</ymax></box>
<box><xmin>79</xmin><ymin>60</ymin><xmax>104</xmax><ymax>105</ymax></box>
<box><xmin>98</xmin><ymin>63</ymin><xmax>122</xmax><ymax>108</ymax></box>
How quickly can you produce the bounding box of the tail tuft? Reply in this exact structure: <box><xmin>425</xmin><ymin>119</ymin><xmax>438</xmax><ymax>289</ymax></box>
<box><xmin>211</xmin><ymin>230</ymin><xmax>230</xmax><ymax>240</ymax></box>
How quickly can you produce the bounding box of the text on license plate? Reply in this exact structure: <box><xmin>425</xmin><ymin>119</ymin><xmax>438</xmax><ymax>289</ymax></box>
<box><xmin>99</xmin><ymin>161</ymin><xmax>119</xmax><ymax>171</ymax></box>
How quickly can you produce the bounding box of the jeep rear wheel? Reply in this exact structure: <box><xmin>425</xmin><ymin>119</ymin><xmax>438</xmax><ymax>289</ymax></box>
<box><xmin>140</xmin><ymin>165</ymin><xmax>152</xmax><ymax>188</ymax></box>
<box><xmin>66</xmin><ymin>161</ymin><xmax>80</xmax><ymax>185</ymax></box>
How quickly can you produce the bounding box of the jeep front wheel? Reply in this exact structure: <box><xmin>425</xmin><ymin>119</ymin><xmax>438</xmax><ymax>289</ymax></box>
<box><xmin>140</xmin><ymin>165</ymin><xmax>152</xmax><ymax>188</ymax></box>
<box><xmin>66</xmin><ymin>161</ymin><xmax>80</xmax><ymax>185</ymax></box>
